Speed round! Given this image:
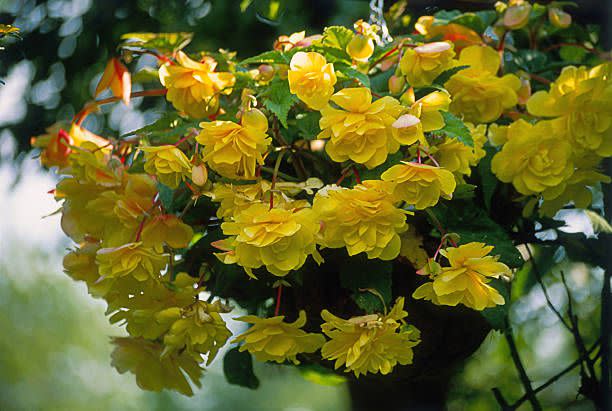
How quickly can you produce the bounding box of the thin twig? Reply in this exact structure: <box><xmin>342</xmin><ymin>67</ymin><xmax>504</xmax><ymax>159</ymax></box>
<box><xmin>526</xmin><ymin>244</ymin><xmax>572</xmax><ymax>331</ymax></box>
<box><xmin>504</xmin><ymin>320</ymin><xmax>543</xmax><ymax>411</ymax></box>
<box><xmin>511</xmin><ymin>341</ymin><xmax>601</xmax><ymax>409</ymax></box>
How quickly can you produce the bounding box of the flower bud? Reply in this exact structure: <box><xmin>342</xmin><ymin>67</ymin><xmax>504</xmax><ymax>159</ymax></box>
<box><xmin>548</xmin><ymin>7</ymin><xmax>571</xmax><ymax>29</ymax></box>
<box><xmin>257</xmin><ymin>64</ymin><xmax>275</xmax><ymax>82</ymax></box>
<box><xmin>191</xmin><ymin>163</ymin><xmax>208</xmax><ymax>186</ymax></box>
<box><xmin>388</xmin><ymin>74</ymin><xmax>405</xmax><ymax>95</ymax></box>
<box><xmin>503</xmin><ymin>3</ymin><xmax>532</xmax><ymax>30</ymax></box>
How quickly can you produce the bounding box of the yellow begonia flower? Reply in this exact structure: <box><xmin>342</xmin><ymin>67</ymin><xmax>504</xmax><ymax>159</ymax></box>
<box><xmin>526</xmin><ymin>63</ymin><xmax>612</xmax><ymax>157</ymax></box>
<box><xmin>141</xmin><ymin>214</ymin><xmax>194</xmax><ymax>249</ymax></box>
<box><xmin>96</xmin><ymin>242</ymin><xmax>168</xmax><ymax>281</ymax></box>
<box><xmin>141</xmin><ymin>145</ymin><xmax>192</xmax><ymax>189</ymax></box>
<box><xmin>434</xmin><ymin>138</ymin><xmax>474</xmax><ymax>176</ymax></box>
<box><xmin>69</xmin><ymin>141</ymin><xmax>123</xmax><ymax>187</ymax></box>
<box><xmin>162</xmin><ymin>300</ymin><xmax>232</xmax><ymax>364</ymax></box>
<box><xmin>197</xmin><ymin>108</ymin><xmax>271</xmax><ymax>179</ymax></box>
<box><xmin>539</xmin><ymin>168</ymin><xmax>611</xmax><ymax>217</ymax></box>
<box><xmin>233</xmin><ymin>310</ymin><xmax>326</xmax><ymax>364</ymax></box>
<box><xmin>312</xmin><ymin>181</ymin><xmax>408</xmax><ymax>260</ymax></box>
<box><xmin>110</xmin><ymin>174</ymin><xmax>158</xmax><ymax>226</ymax></box>
<box><xmin>159</xmin><ymin>51</ymin><xmax>235</xmax><ymax>118</ymax></box>
<box><xmin>320</xmin><ymin>297</ymin><xmax>420</xmax><ymax>377</ymax></box>
<box><xmin>111</xmin><ymin>337</ymin><xmax>203</xmax><ymax>396</ymax></box>
<box><xmin>397</xmin><ymin>91</ymin><xmax>451</xmax><ymax>147</ymax></box>
<box><xmin>414</xmin><ymin>16</ymin><xmax>482</xmax><ymax>52</ymax></box>
<box><xmin>109</xmin><ymin>273</ymin><xmax>199</xmax><ymax>340</ymax></box>
<box><xmin>399</xmin><ymin>41</ymin><xmax>456</xmax><ymax>87</ymax></box>
<box><xmin>288</xmin><ymin>51</ymin><xmax>337</xmax><ymax>110</ymax></box>
<box><xmin>413</xmin><ymin>242</ymin><xmax>510</xmax><ymax>311</ymax></box>
<box><xmin>31</xmin><ymin>123</ymin><xmax>103</xmax><ymax>169</ymax></box>
<box><xmin>318</xmin><ymin>87</ymin><xmax>403</xmax><ymax>168</ymax></box>
<box><xmin>346</xmin><ymin>20</ymin><xmax>379</xmax><ymax>62</ymax></box>
<box><xmin>491</xmin><ymin>119</ymin><xmax>574</xmax><ymax>198</ymax></box>
<box><xmin>445</xmin><ymin>45</ymin><xmax>521</xmax><ymax>123</ymax></box>
<box><xmin>216</xmin><ymin>203</ymin><xmax>321</xmax><ymax>277</ymax></box>
<box><xmin>381</xmin><ymin>162</ymin><xmax>456</xmax><ymax>209</ymax></box>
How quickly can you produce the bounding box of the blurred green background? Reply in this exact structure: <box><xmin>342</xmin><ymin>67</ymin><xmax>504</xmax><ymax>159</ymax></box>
<box><xmin>0</xmin><ymin>1</ymin><xmax>607</xmax><ymax>410</ymax></box>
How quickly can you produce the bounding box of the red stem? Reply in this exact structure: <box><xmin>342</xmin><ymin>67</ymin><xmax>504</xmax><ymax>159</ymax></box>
<box><xmin>274</xmin><ymin>285</ymin><xmax>283</xmax><ymax>316</ymax></box>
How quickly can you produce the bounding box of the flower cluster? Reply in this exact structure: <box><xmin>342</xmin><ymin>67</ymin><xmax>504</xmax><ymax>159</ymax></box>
<box><xmin>32</xmin><ymin>2</ymin><xmax>610</xmax><ymax>397</ymax></box>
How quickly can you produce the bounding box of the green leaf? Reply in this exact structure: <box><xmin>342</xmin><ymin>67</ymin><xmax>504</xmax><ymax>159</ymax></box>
<box><xmin>451</xmin><ymin>12</ymin><xmax>492</xmax><ymax>34</ymax></box>
<box><xmin>336</xmin><ymin>63</ymin><xmax>370</xmax><ymax>87</ymax></box>
<box><xmin>454</xmin><ymin>183</ymin><xmax>476</xmax><ymax>200</ymax></box>
<box><xmin>481</xmin><ymin>279</ymin><xmax>510</xmax><ymax>330</ymax></box>
<box><xmin>339</xmin><ymin>253</ymin><xmax>392</xmax><ymax>313</ymax></box>
<box><xmin>295</xmin><ymin>111</ymin><xmax>321</xmax><ymax>140</ymax></box>
<box><xmin>433</xmin><ymin>65</ymin><xmax>468</xmax><ymax>86</ymax></box>
<box><xmin>261</xmin><ymin>79</ymin><xmax>297</xmax><ymax>128</ymax></box>
<box><xmin>240</xmin><ymin>50</ymin><xmax>288</xmax><ymax>65</ymax></box>
<box><xmin>477</xmin><ymin>146</ymin><xmax>498</xmax><ymax>211</ymax></box>
<box><xmin>439</xmin><ymin>111</ymin><xmax>473</xmax><ymax>147</ymax></box>
<box><xmin>223</xmin><ymin>347</ymin><xmax>260</xmax><ymax>389</ymax></box>
<box><xmin>430</xmin><ymin>201</ymin><xmax>524</xmax><ymax>268</ymax></box>
<box><xmin>157</xmin><ymin>182</ymin><xmax>174</xmax><ymax>211</ymax></box>
<box><xmin>432</xmin><ymin>10</ymin><xmax>462</xmax><ymax>25</ymax></box>
<box><xmin>559</xmin><ymin>45</ymin><xmax>587</xmax><ymax>62</ymax></box>
<box><xmin>299</xmin><ymin>364</ymin><xmax>346</xmax><ymax>386</ymax></box>
<box><xmin>122</xmin><ymin>112</ymin><xmax>199</xmax><ymax>144</ymax></box>
<box><xmin>321</xmin><ymin>26</ymin><xmax>354</xmax><ymax>50</ymax></box>
<box><xmin>507</xmin><ymin>49</ymin><xmax>548</xmax><ymax>73</ymax></box>
<box><xmin>369</xmin><ymin>69</ymin><xmax>394</xmax><ymax>94</ymax></box>
<box><xmin>120</xmin><ymin>32</ymin><xmax>193</xmax><ymax>53</ymax></box>
<box><xmin>131</xmin><ymin>67</ymin><xmax>161</xmax><ymax>84</ymax></box>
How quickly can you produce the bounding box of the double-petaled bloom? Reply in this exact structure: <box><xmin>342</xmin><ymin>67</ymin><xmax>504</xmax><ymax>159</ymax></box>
<box><xmin>159</xmin><ymin>51</ymin><xmax>235</xmax><ymax>118</ymax></box>
<box><xmin>381</xmin><ymin>162</ymin><xmax>456</xmax><ymax>209</ymax></box>
<box><xmin>288</xmin><ymin>51</ymin><xmax>337</xmax><ymax>109</ymax></box>
<box><xmin>320</xmin><ymin>297</ymin><xmax>420</xmax><ymax>377</ymax></box>
<box><xmin>197</xmin><ymin>108</ymin><xmax>271</xmax><ymax>179</ymax></box>
<box><xmin>233</xmin><ymin>311</ymin><xmax>326</xmax><ymax>364</ymax></box>
<box><xmin>318</xmin><ymin>87</ymin><xmax>403</xmax><ymax>168</ymax></box>
<box><xmin>312</xmin><ymin>181</ymin><xmax>408</xmax><ymax>260</ymax></box>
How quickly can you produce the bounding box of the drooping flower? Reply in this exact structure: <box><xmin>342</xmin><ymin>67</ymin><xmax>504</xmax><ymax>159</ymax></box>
<box><xmin>444</xmin><ymin>45</ymin><xmax>521</xmax><ymax>123</ymax></box>
<box><xmin>381</xmin><ymin>162</ymin><xmax>456</xmax><ymax>209</ymax></box>
<box><xmin>288</xmin><ymin>51</ymin><xmax>337</xmax><ymax>109</ymax></box>
<box><xmin>466</xmin><ymin>122</ymin><xmax>488</xmax><ymax>166</ymax></box>
<box><xmin>111</xmin><ymin>336</ymin><xmax>203</xmax><ymax>396</ymax></box>
<box><xmin>108</xmin><ymin>273</ymin><xmax>199</xmax><ymax>340</ymax></box>
<box><xmin>31</xmin><ymin>124</ymin><xmax>72</xmax><ymax>169</ymax></box>
<box><xmin>413</xmin><ymin>242</ymin><xmax>511</xmax><ymax>311</ymax></box>
<box><xmin>312</xmin><ymin>181</ymin><xmax>408</xmax><ymax>260</ymax></box>
<box><xmin>503</xmin><ymin>2</ymin><xmax>532</xmax><ymax>30</ymax></box>
<box><xmin>216</xmin><ymin>202</ymin><xmax>321</xmax><ymax>277</ymax></box>
<box><xmin>96</xmin><ymin>242</ymin><xmax>168</xmax><ymax>282</ymax></box>
<box><xmin>233</xmin><ymin>310</ymin><xmax>326</xmax><ymax>364</ymax></box>
<box><xmin>434</xmin><ymin>138</ymin><xmax>475</xmax><ymax>177</ymax></box>
<box><xmin>162</xmin><ymin>300</ymin><xmax>232</xmax><ymax>364</ymax></box>
<box><xmin>141</xmin><ymin>145</ymin><xmax>192</xmax><ymax>189</ymax></box>
<box><xmin>159</xmin><ymin>51</ymin><xmax>235</xmax><ymax>118</ymax></box>
<box><xmin>320</xmin><ymin>297</ymin><xmax>420</xmax><ymax>377</ymax></box>
<box><xmin>95</xmin><ymin>57</ymin><xmax>131</xmax><ymax>105</ymax></box>
<box><xmin>399</xmin><ymin>41</ymin><xmax>456</xmax><ymax>87</ymax></box>
<box><xmin>197</xmin><ymin>108</ymin><xmax>271</xmax><ymax>179</ymax></box>
<box><xmin>318</xmin><ymin>87</ymin><xmax>403</xmax><ymax>168</ymax></box>
<box><xmin>526</xmin><ymin>63</ymin><xmax>612</xmax><ymax>157</ymax></box>
<box><xmin>538</xmin><ymin>168</ymin><xmax>611</xmax><ymax>217</ymax></box>
<box><xmin>491</xmin><ymin>119</ymin><xmax>574</xmax><ymax>198</ymax></box>
<box><xmin>141</xmin><ymin>214</ymin><xmax>194</xmax><ymax>249</ymax></box>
